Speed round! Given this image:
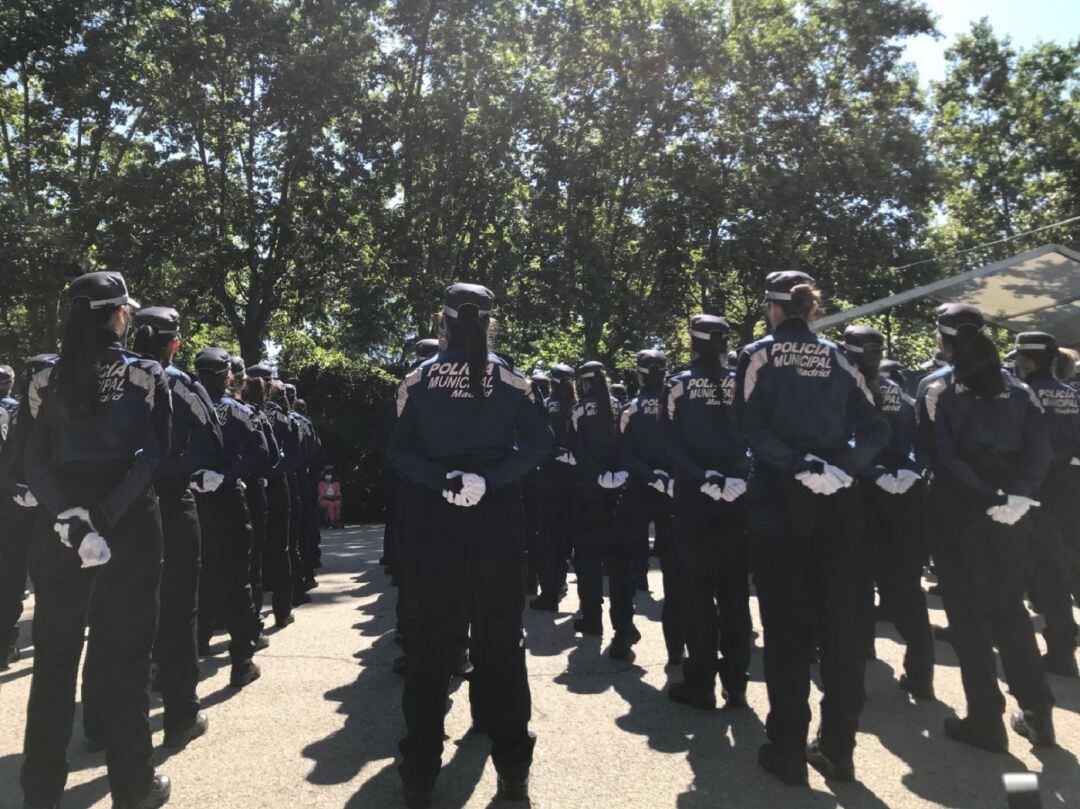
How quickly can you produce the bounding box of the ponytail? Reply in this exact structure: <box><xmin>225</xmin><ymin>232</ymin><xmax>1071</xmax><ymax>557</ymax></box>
<box><xmin>131</xmin><ymin>324</ymin><xmax>174</xmax><ymax>364</ymax></box>
<box><xmin>953</xmin><ymin>328</ymin><xmax>1005</xmax><ymax>398</ymax></box>
<box><xmin>445</xmin><ymin>307</ymin><xmax>490</xmax><ymax>407</ymax></box>
<box><xmin>244</xmin><ymin>376</ymin><xmax>267</xmax><ymax>407</ymax></box>
<box><xmin>592</xmin><ymin>374</ymin><xmax>615</xmax><ymax>440</ymax></box>
<box><xmin>690</xmin><ymin>335</ymin><xmax>727</xmax><ymax>392</ymax></box>
<box><xmin>58</xmin><ymin>298</ymin><xmax>110</xmax><ymax>427</ymax></box>
<box><xmin>780</xmin><ymin>283</ymin><xmax>821</xmax><ymax>323</ymax></box>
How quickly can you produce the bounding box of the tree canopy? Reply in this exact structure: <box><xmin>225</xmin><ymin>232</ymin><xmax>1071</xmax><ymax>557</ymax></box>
<box><xmin>2</xmin><ymin>0</ymin><xmax>1078</xmax><ymax>373</ymax></box>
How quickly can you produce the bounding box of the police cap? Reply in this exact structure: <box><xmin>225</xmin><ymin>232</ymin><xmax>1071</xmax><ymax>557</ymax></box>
<box><xmin>444</xmin><ymin>283</ymin><xmax>494</xmax><ymax>320</ymax></box>
<box><xmin>763</xmin><ymin>270</ymin><xmax>815</xmax><ymax>302</ymax></box>
<box><xmin>68</xmin><ymin>271</ymin><xmax>140</xmax><ymax>310</ymax></box>
<box><xmin>936</xmin><ymin>303</ymin><xmax>983</xmax><ymax>336</ymax></box>
<box><xmin>229</xmin><ymin>356</ymin><xmax>246</xmax><ymax>378</ymax></box>
<box><xmin>531</xmin><ymin>372</ymin><xmax>550</xmax><ymax>383</ymax></box>
<box><xmin>414</xmin><ymin>338</ymin><xmax>440</xmax><ymax>359</ymax></box>
<box><xmin>194</xmin><ymin>347</ymin><xmax>232</xmax><ymax>376</ymax></box>
<box><xmin>690</xmin><ymin>314</ymin><xmax>730</xmax><ymax>342</ymax></box>
<box><xmin>1014</xmin><ymin>331</ymin><xmax>1058</xmax><ymax>354</ymax></box>
<box><xmin>577</xmin><ymin>361</ymin><xmax>606</xmax><ymax>379</ymax></box>
<box><xmin>284</xmin><ymin>383</ymin><xmax>297</xmax><ymax>401</ymax></box>
<box><xmin>134</xmin><ymin>306</ymin><xmax>180</xmax><ymax>337</ymax></box>
<box><xmin>842</xmin><ymin>325</ymin><xmax>885</xmax><ymax>354</ymax></box>
<box><xmin>550</xmin><ymin>363</ymin><xmax>575</xmax><ymax>382</ymax></box>
<box><xmin>636</xmin><ymin>349</ymin><xmax>668</xmax><ymax>373</ymax></box>
<box><xmin>246</xmin><ymin>363</ymin><xmax>274</xmax><ymax>379</ymax></box>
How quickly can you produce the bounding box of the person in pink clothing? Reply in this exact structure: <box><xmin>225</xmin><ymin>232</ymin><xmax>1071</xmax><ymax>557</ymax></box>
<box><xmin>318</xmin><ymin>469</ymin><xmax>344</xmax><ymax>528</ymax></box>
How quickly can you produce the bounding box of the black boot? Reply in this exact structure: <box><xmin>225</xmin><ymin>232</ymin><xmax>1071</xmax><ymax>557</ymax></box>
<box><xmin>1042</xmin><ymin>652</ymin><xmax>1079</xmax><ymax>678</ymax></box>
<box><xmin>163</xmin><ymin>713</ymin><xmax>209</xmax><ymax>750</ymax></box>
<box><xmin>943</xmin><ymin>715</ymin><xmax>1008</xmax><ymax>753</ymax></box>
<box><xmin>573</xmin><ymin>616</ymin><xmax>602</xmax><ymax>636</ymax></box>
<box><xmin>529</xmin><ymin>595</ymin><xmax>559</xmax><ymax>612</ymax></box>
<box><xmin>496</xmin><ymin>776</ymin><xmax>529</xmax><ymax>802</ymax></box>
<box><xmin>1010</xmin><ymin>709</ymin><xmax>1056</xmax><ymax>747</ymax></box>
<box><xmin>230</xmin><ymin>660</ymin><xmax>261</xmax><ymax>688</ymax></box>
<box><xmin>758</xmin><ymin>743</ymin><xmax>808</xmax><ymax>786</ymax></box>
<box><xmin>806</xmin><ymin>738</ymin><xmax>855</xmax><ymax>782</ymax></box>
<box><xmin>114</xmin><ymin>773</ymin><xmax>171</xmax><ymax>809</ymax></box>
<box><xmin>668</xmin><ymin>681</ymin><xmax>716</xmax><ymax>710</ymax></box>
<box><xmin>898</xmin><ymin>673</ymin><xmax>936</xmax><ymax>701</ymax></box>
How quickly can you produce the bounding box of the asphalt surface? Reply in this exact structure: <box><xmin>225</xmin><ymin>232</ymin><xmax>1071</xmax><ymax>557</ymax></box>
<box><xmin>1</xmin><ymin>525</ymin><xmax>1079</xmax><ymax>808</ymax></box>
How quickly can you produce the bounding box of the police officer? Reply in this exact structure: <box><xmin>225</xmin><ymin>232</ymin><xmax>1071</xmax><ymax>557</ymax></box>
<box><xmin>523</xmin><ymin>372</ymin><xmax>551</xmax><ymax>596</ymax></box>
<box><xmin>388</xmin><ymin>283</ymin><xmax>552</xmax><ymax>806</ymax></box>
<box><xmin>569</xmin><ymin>361</ymin><xmax>627</xmax><ymax>638</ymax></box>
<box><xmin>923</xmin><ymin>322</ymin><xmax>1056</xmax><ymax>750</ymax></box>
<box><xmin>131</xmin><ymin>307</ymin><xmax>217</xmax><ymax>748</ymax></box>
<box><xmin>241</xmin><ymin>370</ymin><xmax>282</xmax><ymax>615</ymax></box>
<box><xmin>1011</xmin><ymin>332</ymin><xmax>1080</xmax><ymax>678</ymax></box>
<box><xmin>530</xmin><ymin>363</ymin><xmax>578</xmax><ymax>612</ymax></box>
<box><xmin>22</xmin><ymin>271</ymin><xmax>171</xmax><ymax>809</ymax></box>
<box><xmin>736</xmin><ymin>271</ymin><xmax>889</xmax><ymax>785</ymax></box>
<box><xmin>841</xmin><ymin>325</ymin><xmax>934</xmax><ymax>699</ymax></box>
<box><xmin>293</xmin><ymin>396</ymin><xmax>326</xmax><ymax>580</ymax></box>
<box><xmin>0</xmin><ymin>356</ymin><xmax>54</xmax><ymax>671</ymax></box>
<box><xmin>611</xmin><ymin>382</ymin><xmax>629</xmax><ymax>408</ymax></box>
<box><xmin>276</xmin><ymin>382</ymin><xmax>311</xmax><ymax>604</ymax></box>
<box><xmin>614</xmin><ymin>350</ymin><xmax>679</xmax><ymax>662</ymax></box>
<box><xmin>193</xmin><ymin>347</ymin><xmax>268</xmax><ymax>687</ymax></box>
<box><xmin>665</xmin><ymin>317</ymin><xmax>752</xmax><ymax>708</ymax></box>
<box><xmin>247</xmin><ymin>366</ymin><xmax>299</xmax><ymax>627</ymax></box>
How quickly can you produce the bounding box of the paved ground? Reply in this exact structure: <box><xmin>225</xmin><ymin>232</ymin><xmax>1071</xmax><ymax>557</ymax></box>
<box><xmin>2</xmin><ymin>525</ymin><xmax>1079</xmax><ymax>808</ymax></box>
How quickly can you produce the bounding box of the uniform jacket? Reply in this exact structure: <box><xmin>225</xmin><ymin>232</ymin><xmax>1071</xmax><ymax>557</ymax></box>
<box><xmin>1024</xmin><ymin>373</ymin><xmax>1080</xmax><ymax>468</ymax></box>
<box><xmin>872</xmin><ymin>376</ymin><xmax>919</xmax><ymax>473</ymax></box>
<box><xmin>248</xmin><ymin>404</ymin><xmax>282</xmax><ymax>479</ymax></box>
<box><xmin>157</xmin><ymin>365</ymin><xmax>224</xmax><ymax>482</ymax></box>
<box><xmin>667</xmin><ymin>364</ymin><xmax>747</xmax><ymax>481</ymax></box>
<box><xmin>736</xmin><ymin>319</ymin><xmax>889</xmax><ymax>475</ymax></box>
<box><xmin>267</xmin><ymin>401</ymin><xmax>303</xmax><ymax>474</ymax></box>
<box><xmin>569</xmin><ymin>394</ymin><xmax>622</xmax><ymax>491</ymax></box>
<box><xmin>619</xmin><ymin>390</ymin><xmax>670</xmax><ymax>483</ymax></box>
<box><xmin>389</xmin><ymin>349</ymin><xmax>554</xmax><ymax>492</ymax></box>
<box><xmin>25</xmin><ymin>334</ymin><xmax>172</xmax><ymax>531</ymax></box>
<box><xmin>214</xmin><ymin>396</ymin><xmax>271</xmax><ymax>484</ymax></box>
<box><xmin>925</xmin><ymin>369</ymin><xmax>1051</xmax><ymax>499</ymax></box>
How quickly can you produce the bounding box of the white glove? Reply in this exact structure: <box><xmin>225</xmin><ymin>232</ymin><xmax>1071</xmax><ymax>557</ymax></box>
<box><xmin>54</xmin><ymin>507</ymin><xmax>94</xmax><ymax>548</ymax></box>
<box><xmin>598</xmin><ymin>471</ymin><xmax>629</xmax><ymax>489</ymax></box>
<box><xmin>700</xmin><ymin>482</ymin><xmax>723</xmax><ymax>501</ymax></box>
<box><xmin>987</xmin><ymin>494</ymin><xmax>1039</xmax><ymax>525</ymax></box>
<box><xmin>795</xmin><ymin>454</ymin><xmax>852</xmax><ymax>496</ymax></box>
<box><xmin>191</xmin><ymin>469</ymin><xmax>225</xmax><ymax>493</ymax></box>
<box><xmin>443</xmin><ymin>471</ymin><xmax>487</xmax><ymax>507</ymax></box>
<box><xmin>721</xmin><ymin>477</ymin><xmax>747</xmax><ymax>502</ymax></box>
<box><xmin>458</xmin><ymin>473</ymin><xmax>487</xmax><ymax>506</ymax></box>
<box><xmin>555</xmin><ymin>451</ymin><xmax>577</xmax><ymax>466</ymax></box>
<box><xmin>77</xmin><ymin>533</ymin><xmax>112</xmax><ymax>568</ymax></box>
<box><xmin>13</xmin><ymin>486</ymin><xmax>38</xmax><ymax>508</ymax></box>
<box><xmin>894</xmin><ymin>469</ymin><xmax>921</xmax><ymax>494</ymax></box>
<box><xmin>875</xmin><ymin>473</ymin><xmax>899</xmax><ymax>494</ymax></box>
<box><xmin>236</xmin><ymin>479</ymin><xmax>247</xmax><ymax>492</ymax></box>
<box><xmin>1071</xmin><ymin>458</ymin><xmax>1080</xmax><ymax>466</ymax></box>
<box><xmin>650</xmin><ymin>470</ymin><xmax>675</xmax><ymax>498</ymax></box>
<box><xmin>261</xmin><ymin>478</ymin><xmax>268</xmax><ymax>489</ymax></box>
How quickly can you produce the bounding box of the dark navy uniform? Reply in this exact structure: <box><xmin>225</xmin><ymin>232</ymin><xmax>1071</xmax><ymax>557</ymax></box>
<box><xmin>0</xmin><ymin>358</ymin><xmax>55</xmax><ymax>670</ymax></box>
<box><xmin>22</xmin><ymin>272</ymin><xmax>172</xmax><ymax>808</ymax></box>
<box><xmin>1012</xmin><ymin>332</ymin><xmax>1080</xmax><ymax>677</ymax></box>
<box><xmin>615</xmin><ymin>353</ymin><xmax>679</xmax><ymax>660</ymax></box>
<box><xmin>388</xmin><ymin>283</ymin><xmax>552</xmax><ymax>800</ymax></box>
<box><xmin>842</xmin><ymin>326</ymin><xmax>934</xmax><ymax>698</ymax></box>
<box><xmin>194</xmin><ymin>349</ymin><xmax>268</xmax><ymax>681</ymax></box>
<box><xmin>262</xmin><ymin>377</ymin><xmax>303</xmax><ymax>621</ymax></box>
<box><xmin>736</xmin><ymin>272</ymin><xmax>889</xmax><ymax>780</ymax></box>
<box><xmin>568</xmin><ymin>364</ymin><xmax>623</xmax><ymax>634</ymax></box>
<box><xmin>667</xmin><ymin>321</ymin><xmax>753</xmax><ymax>705</ymax></box>
<box><xmin>154</xmin><ymin>360</ymin><xmax>222</xmax><ymax>738</ymax></box>
<box><xmin>925</xmin><ymin>365</ymin><xmax>1054</xmax><ymax>741</ymax></box>
<box><xmin>244</xmin><ymin>394</ymin><xmax>281</xmax><ymax>612</ymax></box>
<box><xmin>530</xmin><ymin>365</ymin><xmax>579</xmax><ymax>610</ymax></box>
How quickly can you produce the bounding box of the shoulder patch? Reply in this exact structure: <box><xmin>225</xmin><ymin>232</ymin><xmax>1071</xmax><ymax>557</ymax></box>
<box><xmin>741</xmin><ymin>346</ymin><xmax>769</xmax><ymax>403</ymax></box>
<box><xmin>498</xmin><ymin>364</ymin><xmax>532</xmax><ymax>397</ymax></box>
<box><xmin>619</xmin><ymin>399</ymin><xmax>639</xmax><ymax>433</ymax></box>
<box><xmin>127</xmin><ymin>364</ymin><xmax>158</xmax><ymax>409</ymax></box>
<box><xmin>28</xmin><ymin>366</ymin><xmax>55</xmax><ymax>419</ymax></box>
<box><xmin>925</xmin><ymin>378</ymin><xmax>947</xmax><ymax>422</ymax></box>
<box><xmin>835</xmin><ymin>349</ymin><xmax>875</xmax><ymax>404</ymax></box>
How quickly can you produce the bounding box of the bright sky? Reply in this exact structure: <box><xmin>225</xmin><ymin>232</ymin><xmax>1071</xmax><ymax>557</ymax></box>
<box><xmin>903</xmin><ymin>0</ymin><xmax>1080</xmax><ymax>84</ymax></box>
